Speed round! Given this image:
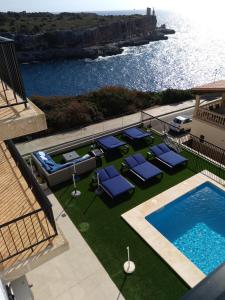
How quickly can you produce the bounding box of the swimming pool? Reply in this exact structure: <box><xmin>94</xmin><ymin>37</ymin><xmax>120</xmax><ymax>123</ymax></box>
<box><xmin>145</xmin><ymin>182</ymin><xmax>225</xmax><ymax>275</ymax></box>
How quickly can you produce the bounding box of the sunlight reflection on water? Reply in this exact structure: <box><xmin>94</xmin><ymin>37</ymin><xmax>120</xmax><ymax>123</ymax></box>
<box><xmin>21</xmin><ymin>10</ymin><xmax>225</xmax><ymax>96</ymax></box>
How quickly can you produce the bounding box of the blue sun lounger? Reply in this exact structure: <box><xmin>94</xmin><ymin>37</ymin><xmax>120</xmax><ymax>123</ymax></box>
<box><xmin>123</xmin><ymin>153</ymin><xmax>163</xmax><ymax>182</ymax></box>
<box><xmin>150</xmin><ymin>143</ymin><xmax>188</xmax><ymax>169</ymax></box>
<box><xmin>123</xmin><ymin>127</ymin><xmax>153</xmax><ymax>142</ymax></box>
<box><xmin>96</xmin><ymin>135</ymin><xmax>127</xmax><ymax>151</ymax></box>
<box><xmin>96</xmin><ymin>165</ymin><xmax>135</xmax><ymax>198</ymax></box>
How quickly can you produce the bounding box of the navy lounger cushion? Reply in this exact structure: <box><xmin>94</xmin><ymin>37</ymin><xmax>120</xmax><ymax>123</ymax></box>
<box><xmin>150</xmin><ymin>145</ymin><xmax>164</xmax><ymax>157</ymax></box>
<box><xmin>104</xmin><ymin>165</ymin><xmax>119</xmax><ymax>178</ymax></box>
<box><xmin>158</xmin><ymin>143</ymin><xmax>170</xmax><ymax>153</ymax></box>
<box><xmin>96</xmin><ymin>165</ymin><xmax>134</xmax><ymax>198</ymax></box>
<box><xmin>125</xmin><ymin>156</ymin><xmax>139</xmax><ymax>168</ymax></box>
<box><xmin>132</xmin><ymin>153</ymin><xmax>146</xmax><ymax>164</ymax></box>
<box><xmin>150</xmin><ymin>143</ymin><xmax>188</xmax><ymax>168</ymax></box>
<box><xmin>133</xmin><ymin>162</ymin><xmax>162</xmax><ymax>181</ymax></box>
<box><xmin>158</xmin><ymin>151</ymin><xmax>187</xmax><ymax>167</ymax></box>
<box><xmin>97</xmin><ymin>169</ymin><xmax>110</xmax><ymax>182</ymax></box>
<box><xmin>102</xmin><ymin>176</ymin><xmax>134</xmax><ymax>198</ymax></box>
<box><xmin>97</xmin><ymin>136</ymin><xmax>126</xmax><ymax>150</ymax></box>
<box><xmin>124</xmin><ymin>153</ymin><xmax>162</xmax><ymax>181</ymax></box>
<box><xmin>123</xmin><ymin>127</ymin><xmax>151</xmax><ymax>140</ymax></box>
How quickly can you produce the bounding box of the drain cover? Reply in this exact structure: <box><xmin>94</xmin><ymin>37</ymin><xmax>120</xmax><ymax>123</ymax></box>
<box><xmin>78</xmin><ymin>222</ymin><xmax>90</xmax><ymax>232</ymax></box>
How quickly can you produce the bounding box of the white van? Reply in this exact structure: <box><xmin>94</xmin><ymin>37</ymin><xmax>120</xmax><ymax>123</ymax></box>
<box><xmin>170</xmin><ymin>115</ymin><xmax>192</xmax><ymax>133</ymax></box>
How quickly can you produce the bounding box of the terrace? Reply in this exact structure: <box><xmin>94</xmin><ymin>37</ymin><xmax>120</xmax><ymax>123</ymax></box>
<box><xmin>0</xmin><ymin>37</ymin><xmax>47</xmax><ymax>140</ymax></box>
<box><xmin>192</xmin><ymin>80</ymin><xmax>225</xmax><ymax>129</ymax></box>
<box><xmin>195</xmin><ymin>99</ymin><xmax>225</xmax><ymax>129</ymax></box>
<box><xmin>0</xmin><ymin>140</ymin><xmax>68</xmax><ymax>281</ymax></box>
<box><xmin>30</xmin><ymin>120</ymin><xmax>225</xmax><ymax>299</ymax></box>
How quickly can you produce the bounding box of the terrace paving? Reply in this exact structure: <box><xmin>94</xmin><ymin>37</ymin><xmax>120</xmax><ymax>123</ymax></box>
<box><xmin>26</xmin><ymin>191</ymin><xmax>124</xmax><ymax>300</ymax></box>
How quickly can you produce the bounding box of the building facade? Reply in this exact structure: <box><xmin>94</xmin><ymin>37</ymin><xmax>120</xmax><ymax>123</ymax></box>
<box><xmin>191</xmin><ymin>80</ymin><xmax>225</xmax><ymax>150</ymax></box>
<box><xmin>0</xmin><ymin>36</ymin><xmax>68</xmax><ymax>299</ymax></box>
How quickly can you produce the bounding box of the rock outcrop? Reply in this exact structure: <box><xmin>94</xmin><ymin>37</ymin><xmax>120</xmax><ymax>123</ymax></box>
<box><xmin>1</xmin><ymin>15</ymin><xmax>175</xmax><ymax>62</ymax></box>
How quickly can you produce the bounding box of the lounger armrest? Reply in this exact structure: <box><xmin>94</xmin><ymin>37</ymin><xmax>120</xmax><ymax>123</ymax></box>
<box><xmin>121</xmin><ymin>144</ymin><xmax>129</xmax><ymax>154</ymax></box>
<box><xmin>146</xmin><ymin>151</ymin><xmax>154</xmax><ymax>160</ymax></box>
<box><xmin>121</xmin><ymin>162</ymin><xmax>129</xmax><ymax>173</ymax></box>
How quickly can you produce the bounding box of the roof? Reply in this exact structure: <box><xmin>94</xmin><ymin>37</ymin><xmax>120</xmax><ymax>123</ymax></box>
<box><xmin>192</xmin><ymin>80</ymin><xmax>225</xmax><ymax>94</ymax></box>
<box><xmin>174</xmin><ymin>115</ymin><xmax>189</xmax><ymax>121</ymax></box>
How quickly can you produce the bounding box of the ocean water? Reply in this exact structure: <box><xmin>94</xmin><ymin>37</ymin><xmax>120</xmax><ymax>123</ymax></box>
<box><xmin>145</xmin><ymin>182</ymin><xmax>225</xmax><ymax>275</ymax></box>
<box><xmin>20</xmin><ymin>9</ymin><xmax>225</xmax><ymax>96</ymax></box>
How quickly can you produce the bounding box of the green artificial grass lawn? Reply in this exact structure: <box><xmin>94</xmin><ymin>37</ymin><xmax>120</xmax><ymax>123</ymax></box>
<box><xmin>52</xmin><ymin>133</ymin><xmax>224</xmax><ymax>300</ymax></box>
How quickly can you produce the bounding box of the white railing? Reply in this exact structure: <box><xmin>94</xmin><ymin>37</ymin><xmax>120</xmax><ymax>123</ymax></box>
<box><xmin>196</xmin><ymin>107</ymin><xmax>225</xmax><ymax>128</ymax></box>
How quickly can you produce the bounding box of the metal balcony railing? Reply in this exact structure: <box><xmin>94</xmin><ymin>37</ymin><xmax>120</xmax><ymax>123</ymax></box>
<box><xmin>0</xmin><ymin>36</ymin><xmax>27</xmax><ymax>109</ymax></box>
<box><xmin>196</xmin><ymin>108</ymin><xmax>225</xmax><ymax>129</ymax></box>
<box><xmin>0</xmin><ymin>209</ymin><xmax>56</xmax><ymax>263</ymax></box>
<box><xmin>0</xmin><ymin>141</ymin><xmax>57</xmax><ymax>264</ymax></box>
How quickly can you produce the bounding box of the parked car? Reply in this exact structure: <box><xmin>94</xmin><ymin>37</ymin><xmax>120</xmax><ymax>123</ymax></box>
<box><xmin>170</xmin><ymin>115</ymin><xmax>192</xmax><ymax>133</ymax></box>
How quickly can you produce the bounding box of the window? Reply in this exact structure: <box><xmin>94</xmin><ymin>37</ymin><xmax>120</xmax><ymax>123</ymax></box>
<box><xmin>173</xmin><ymin>118</ymin><xmax>182</xmax><ymax>124</ymax></box>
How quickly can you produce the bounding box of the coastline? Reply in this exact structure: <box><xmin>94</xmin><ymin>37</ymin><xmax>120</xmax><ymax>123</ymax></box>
<box><xmin>16</xmin><ymin>27</ymin><xmax>175</xmax><ymax>63</ymax></box>
<box><xmin>1</xmin><ymin>11</ymin><xmax>175</xmax><ymax>63</ymax></box>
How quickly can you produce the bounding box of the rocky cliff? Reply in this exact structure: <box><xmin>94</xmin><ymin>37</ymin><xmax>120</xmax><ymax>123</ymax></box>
<box><xmin>1</xmin><ymin>15</ymin><xmax>175</xmax><ymax>62</ymax></box>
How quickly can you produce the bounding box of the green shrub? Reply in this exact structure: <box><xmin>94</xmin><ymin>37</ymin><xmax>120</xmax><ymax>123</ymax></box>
<box><xmin>30</xmin><ymin>87</ymin><xmax>193</xmax><ymax>137</ymax></box>
<box><xmin>159</xmin><ymin>89</ymin><xmax>193</xmax><ymax>105</ymax></box>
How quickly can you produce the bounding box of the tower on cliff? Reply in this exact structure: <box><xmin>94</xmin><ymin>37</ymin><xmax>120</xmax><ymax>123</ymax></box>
<box><xmin>146</xmin><ymin>7</ymin><xmax>152</xmax><ymax>16</ymax></box>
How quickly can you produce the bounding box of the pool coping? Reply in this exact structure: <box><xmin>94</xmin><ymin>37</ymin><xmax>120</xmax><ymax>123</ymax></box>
<box><xmin>121</xmin><ymin>171</ymin><xmax>225</xmax><ymax>288</ymax></box>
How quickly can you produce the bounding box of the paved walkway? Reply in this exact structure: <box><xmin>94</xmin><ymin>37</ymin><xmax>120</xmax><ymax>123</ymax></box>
<box><xmin>17</xmin><ymin>100</ymin><xmax>196</xmax><ymax>155</ymax></box>
<box><xmin>26</xmin><ymin>190</ymin><xmax>124</xmax><ymax>300</ymax></box>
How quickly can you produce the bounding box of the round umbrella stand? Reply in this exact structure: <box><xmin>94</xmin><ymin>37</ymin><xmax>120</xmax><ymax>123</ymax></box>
<box><xmin>123</xmin><ymin>261</ymin><xmax>135</xmax><ymax>274</ymax></box>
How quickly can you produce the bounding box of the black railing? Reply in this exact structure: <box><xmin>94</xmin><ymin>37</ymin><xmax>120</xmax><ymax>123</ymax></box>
<box><xmin>0</xmin><ymin>140</ymin><xmax>58</xmax><ymax>263</ymax></box>
<box><xmin>5</xmin><ymin>140</ymin><xmax>57</xmax><ymax>234</ymax></box>
<box><xmin>0</xmin><ymin>36</ymin><xmax>27</xmax><ymax>109</ymax></box>
<box><xmin>0</xmin><ymin>209</ymin><xmax>56</xmax><ymax>263</ymax></box>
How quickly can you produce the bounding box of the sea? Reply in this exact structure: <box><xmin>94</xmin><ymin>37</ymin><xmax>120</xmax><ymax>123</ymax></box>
<box><xmin>20</xmin><ymin>9</ymin><xmax>225</xmax><ymax>96</ymax></box>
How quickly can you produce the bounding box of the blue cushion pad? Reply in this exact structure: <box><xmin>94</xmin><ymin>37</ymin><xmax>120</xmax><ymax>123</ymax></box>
<box><xmin>150</xmin><ymin>145</ymin><xmax>164</xmax><ymax>157</ymax></box>
<box><xmin>97</xmin><ymin>136</ymin><xmax>126</xmax><ymax>149</ymax></box>
<box><xmin>133</xmin><ymin>162</ymin><xmax>162</xmax><ymax>180</ymax></box>
<box><xmin>159</xmin><ymin>151</ymin><xmax>188</xmax><ymax>167</ymax></box>
<box><xmin>133</xmin><ymin>153</ymin><xmax>146</xmax><ymax>164</ymax></box>
<box><xmin>97</xmin><ymin>169</ymin><xmax>110</xmax><ymax>182</ymax></box>
<box><xmin>125</xmin><ymin>156</ymin><xmax>139</xmax><ymax>168</ymax></box>
<box><xmin>104</xmin><ymin>165</ymin><xmax>119</xmax><ymax>178</ymax></box>
<box><xmin>158</xmin><ymin>143</ymin><xmax>171</xmax><ymax>153</ymax></box>
<box><xmin>34</xmin><ymin>151</ymin><xmax>74</xmax><ymax>174</ymax></box>
<box><xmin>101</xmin><ymin>176</ymin><xmax>134</xmax><ymax>198</ymax></box>
<box><xmin>124</xmin><ymin>127</ymin><xmax>150</xmax><ymax>139</ymax></box>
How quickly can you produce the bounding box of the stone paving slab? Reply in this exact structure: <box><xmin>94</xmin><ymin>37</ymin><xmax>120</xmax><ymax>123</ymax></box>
<box><xmin>26</xmin><ymin>190</ymin><xmax>124</xmax><ymax>300</ymax></box>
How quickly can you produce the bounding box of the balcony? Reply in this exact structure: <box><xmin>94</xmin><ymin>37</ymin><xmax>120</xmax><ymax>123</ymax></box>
<box><xmin>0</xmin><ymin>84</ymin><xmax>47</xmax><ymax>140</ymax></box>
<box><xmin>0</xmin><ymin>36</ymin><xmax>47</xmax><ymax>140</ymax></box>
<box><xmin>195</xmin><ymin>99</ymin><xmax>225</xmax><ymax>129</ymax></box>
<box><xmin>0</xmin><ymin>140</ymin><xmax>67</xmax><ymax>280</ymax></box>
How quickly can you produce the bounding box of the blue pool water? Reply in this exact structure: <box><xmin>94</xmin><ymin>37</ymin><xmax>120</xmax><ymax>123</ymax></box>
<box><xmin>145</xmin><ymin>182</ymin><xmax>225</xmax><ymax>275</ymax></box>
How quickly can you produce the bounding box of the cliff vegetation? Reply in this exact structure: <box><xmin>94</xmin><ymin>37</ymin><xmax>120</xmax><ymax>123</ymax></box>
<box><xmin>30</xmin><ymin>87</ymin><xmax>193</xmax><ymax>136</ymax></box>
<box><xmin>0</xmin><ymin>11</ymin><xmax>174</xmax><ymax>62</ymax></box>
<box><xmin>0</xmin><ymin>11</ymin><xmax>147</xmax><ymax>34</ymax></box>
